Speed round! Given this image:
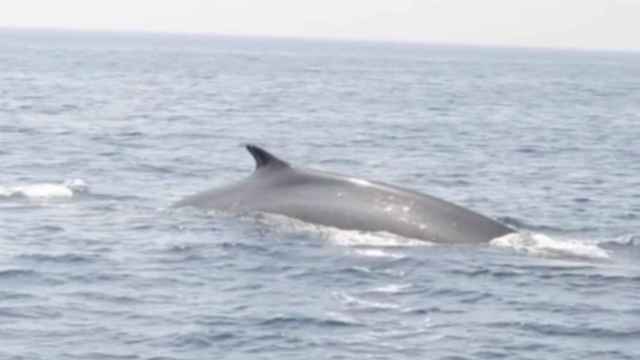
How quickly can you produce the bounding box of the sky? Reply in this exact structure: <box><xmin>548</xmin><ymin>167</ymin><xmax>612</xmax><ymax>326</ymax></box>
<box><xmin>1</xmin><ymin>0</ymin><xmax>639</xmax><ymax>51</ymax></box>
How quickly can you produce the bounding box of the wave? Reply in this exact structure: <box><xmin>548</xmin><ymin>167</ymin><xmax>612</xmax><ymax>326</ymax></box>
<box><xmin>17</xmin><ymin>252</ymin><xmax>100</xmax><ymax>264</ymax></box>
<box><xmin>488</xmin><ymin>320</ymin><xmax>640</xmax><ymax>339</ymax></box>
<box><xmin>257</xmin><ymin>313</ymin><xmax>363</xmax><ymax>328</ymax></box>
<box><xmin>0</xmin><ymin>305</ymin><xmax>62</xmax><ymax>320</ymax></box>
<box><xmin>0</xmin><ymin>178</ymin><xmax>89</xmax><ymax>200</ymax></box>
<box><xmin>0</xmin><ymin>268</ymin><xmax>40</xmax><ymax>278</ymax></box>
<box><xmin>333</xmin><ymin>292</ymin><xmax>402</xmax><ymax>311</ymax></box>
<box><xmin>0</xmin><ymin>268</ymin><xmax>61</xmax><ymax>285</ymax></box>
<box><xmin>599</xmin><ymin>233</ymin><xmax>640</xmax><ymax>247</ymax></box>
<box><xmin>67</xmin><ymin>291</ymin><xmax>141</xmax><ymax>304</ymax></box>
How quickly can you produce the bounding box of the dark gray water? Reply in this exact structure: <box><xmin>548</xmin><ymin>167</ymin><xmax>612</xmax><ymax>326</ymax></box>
<box><xmin>1</xmin><ymin>29</ymin><xmax>639</xmax><ymax>359</ymax></box>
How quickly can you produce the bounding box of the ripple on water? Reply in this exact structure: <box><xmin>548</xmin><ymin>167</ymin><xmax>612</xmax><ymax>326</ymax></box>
<box><xmin>65</xmin><ymin>353</ymin><xmax>141</xmax><ymax>360</ymax></box>
<box><xmin>0</xmin><ymin>305</ymin><xmax>62</xmax><ymax>319</ymax></box>
<box><xmin>0</xmin><ymin>268</ymin><xmax>61</xmax><ymax>285</ymax></box>
<box><xmin>257</xmin><ymin>314</ymin><xmax>364</xmax><ymax>329</ymax></box>
<box><xmin>490</xmin><ymin>321</ymin><xmax>640</xmax><ymax>339</ymax></box>
<box><xmin>16</xmin><ymin>253</ymin><xmax>101</xmax><ymax>264</ymax></box>
<box><xmin>65</xmin><ymin>291</ymin><xmax>142</xmax><ymax>305</ymax></box>
<box><xmin>165</xmin><ymin>330</ymin><xmax>236</xmax><ymax>350</ymax></box>
<box><xmin>0</xmin><ymin>290</ymin><xmax>37</xmax><ymax>301</ymax></box>
<box><xmin>0</xmin><ymin>268</ymin><xmax>40</xmax><ymax>278</ymax></box>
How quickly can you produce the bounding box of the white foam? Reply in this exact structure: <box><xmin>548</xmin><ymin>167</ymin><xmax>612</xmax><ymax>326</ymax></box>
<box><xmin>252</xmin><ymin>212</ymin><xmax>432</xmax><ymax>248</ymax></box>
<box><xmin>352</xmin><ymin>248</ymin><xmax>406</xmax><ymax>259</ymax></box>
<box><xmin>327</xmin><ymin>229</ymin><xmax>432</xmax><ymax>248</ymax></box>
<box><xmin>371</xmin><ymin>283</ymin><xmax>413</xmax><ymax>294</ymax></box>
<box><xmin>64</xmin><ymin>178</ymin><xmax>89</xmax><ymax>193</ymax></box>
<box><xmin>490</xmin><ymin>232</ymin><xmax>610</xmax><ymax>260</ymax></box>
<box><xmin>0</xmin><ymin>179</ymin><xmax>88</xmax><ymax>200</ymax></box>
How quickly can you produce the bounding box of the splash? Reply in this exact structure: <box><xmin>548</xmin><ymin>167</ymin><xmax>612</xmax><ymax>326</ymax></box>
<box><xmin>325</xmin><ymin>229</ymin><xmax>432</xmax><ymax>248</ymax></box>
<box><xmin>0</xmin><ymin>179</ymin><xmax>88</xmax><ymax>200</ymax></box>
<box><xmin>490</xmin><ymin>232</ymin><xmax>610</xmax><ymax>260</ymax></box>
<box><xmin>251</xmin><ymin>212</ymin><xmax>432</xmax><ymax>248</ymax></box>
<box><xmin>220</xmin><ymin>211</ymin><xmax>612</xmax><ymax>261</ymax></box>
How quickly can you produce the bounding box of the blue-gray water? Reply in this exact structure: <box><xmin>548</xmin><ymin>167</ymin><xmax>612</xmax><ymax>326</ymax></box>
<box><xmin>1</xmin><ymin>29</ymin><xmax>639</xmax><ymax>359</ymax></box>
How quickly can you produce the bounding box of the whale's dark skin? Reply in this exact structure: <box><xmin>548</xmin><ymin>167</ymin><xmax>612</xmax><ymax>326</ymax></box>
<box><xmin>174</xmin><ymin>145</ymin><xmax>514</xmax><ymax>243</ymax></box>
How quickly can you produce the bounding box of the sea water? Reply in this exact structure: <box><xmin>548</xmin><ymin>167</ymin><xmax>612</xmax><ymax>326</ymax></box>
<box><xmin>1</xmin><ymin>29</ymin><xmax>639</xmax><ymax>359</ymax></box>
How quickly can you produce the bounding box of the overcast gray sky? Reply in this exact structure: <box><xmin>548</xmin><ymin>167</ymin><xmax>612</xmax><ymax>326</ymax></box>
<box><xmin>2</xmin><ymin>0</ymin><xmax>639</xmax><ymax>50</ymax></box>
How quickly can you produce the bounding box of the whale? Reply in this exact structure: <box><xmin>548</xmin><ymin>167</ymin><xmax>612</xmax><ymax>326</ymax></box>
<box><xmin>174</xmin><ymin>145</ymin><xmax>514</xmax><ymax>243</ymax></box>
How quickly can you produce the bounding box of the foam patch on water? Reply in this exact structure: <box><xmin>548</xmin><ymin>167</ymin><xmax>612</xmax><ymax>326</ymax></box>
<box><xmin>0</xmin><ymin>179</ymin><xmax>88</xmax><ymax>200</ymax></box>
<box><xmin>490</xmin><ymin>232</ymin><xmax>610</xmax><ymax>260</ymax></box>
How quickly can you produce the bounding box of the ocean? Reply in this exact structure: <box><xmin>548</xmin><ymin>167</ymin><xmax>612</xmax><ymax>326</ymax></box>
<box><xmin>1</xmin><ymin>29</ymin><xmax>639</xmax><ymax>359</ymax></box>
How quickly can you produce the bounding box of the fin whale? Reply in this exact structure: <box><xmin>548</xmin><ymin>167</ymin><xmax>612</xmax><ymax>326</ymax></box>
<box><xmin>174</xmin><ymin>145</ymin><xmax>514</xmax><ymax>243</ymax></box>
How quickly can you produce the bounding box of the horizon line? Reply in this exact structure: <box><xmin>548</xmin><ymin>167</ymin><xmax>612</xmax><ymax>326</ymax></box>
<box><xmin>2</xmin><ymin>25</ymin><xmax>639</xmax><ymax>55</ymax></box>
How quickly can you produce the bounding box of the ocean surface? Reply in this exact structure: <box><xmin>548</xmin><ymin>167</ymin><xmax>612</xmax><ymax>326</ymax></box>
<box><xmin>1</xmin><ymin>29</ymin><xmax>639</xmax><ymax>360</ymax></box>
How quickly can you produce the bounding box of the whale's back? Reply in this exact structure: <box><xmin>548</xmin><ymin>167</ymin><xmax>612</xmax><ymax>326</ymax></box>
<box><xmin>174</xmin><ymin>145</ymin><xmax>512</xmax><ymax>243</ymax></box>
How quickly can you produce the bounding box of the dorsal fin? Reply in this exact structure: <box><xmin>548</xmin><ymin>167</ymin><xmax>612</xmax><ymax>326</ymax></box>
<box><xmin>245</xmin><ymin>144</ymin><xmax>290</xmax><ymax>170</ymax></box>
